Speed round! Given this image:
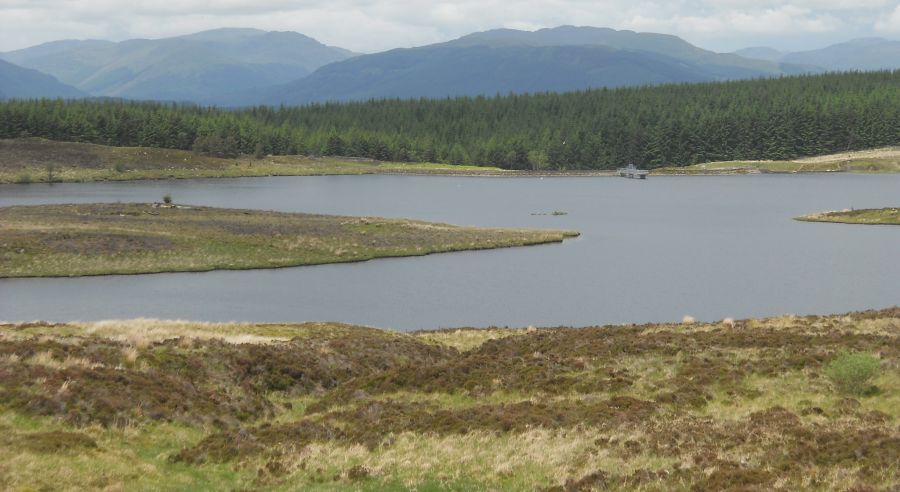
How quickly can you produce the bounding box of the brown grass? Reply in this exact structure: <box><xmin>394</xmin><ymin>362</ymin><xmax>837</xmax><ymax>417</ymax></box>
<box><xmin>0</xmin><ymin>308</ymin><xmax>896</xmax><ymax>490</ymax></box>
<box><xmin>0</xmin><ymin>138</ymin><xmax>512</xmax><ymax>183</ymax></box>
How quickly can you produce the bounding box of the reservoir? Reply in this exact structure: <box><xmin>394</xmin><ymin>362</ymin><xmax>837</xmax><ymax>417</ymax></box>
<box><xmin>1</xmin><ymin>173</ymin><xmax>898</xmax><ymax>330</ymax></box>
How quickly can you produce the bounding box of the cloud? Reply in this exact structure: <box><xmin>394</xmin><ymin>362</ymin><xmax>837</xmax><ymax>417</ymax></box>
<box><xmin>0</xmin><ymin>0</ymin><xmax>897</xmax><ymax>53</ymax></box>
<box><xmin>627</xmin><ymin>6</ymin><xmax>842</xmax><ymax>35</ymax></box>
<box><xmin>875</xmin><ymin>5</ymin><xmax>900</xmax><ymax>32</ymax></box>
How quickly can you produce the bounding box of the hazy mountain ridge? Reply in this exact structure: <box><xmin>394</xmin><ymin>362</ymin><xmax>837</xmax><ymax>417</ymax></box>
<box><xmin>0</xmin><ymin>59</ymin><xmax>86</xmax><ymax>100</ymax></box>
<box><xmin>259</xmin><ymin>43</ymin><xmax>716</xmax><ymax>106</ymax></box>
<box><xmin>0</xmin><ymin>28</ymin><xmax>355</xmax><ymax>102</ymax></box>
<box><xmin>258</xmin><ymin>26</ymin><xmax>820</xmax><ymax>106</ymax></box>
<box><xmin>1</xmin><ymin>26</ymin><xmax>896</xmax><ymax>105</ymax></box>
<box><xmin>733</xmin><ymin>38</ymin><xmax>900</xmax><ymax>71</ymax></box>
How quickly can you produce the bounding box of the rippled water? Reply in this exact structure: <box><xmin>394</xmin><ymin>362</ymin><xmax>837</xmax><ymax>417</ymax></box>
<box><xmin>1</xmin><ymin>174</ymin><xmax>898</xmax><ymax>330</ymax></box>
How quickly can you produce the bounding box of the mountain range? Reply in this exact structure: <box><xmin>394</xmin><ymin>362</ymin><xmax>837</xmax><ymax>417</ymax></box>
<box><xmin>1</xmin><ymin>26</ymin><xmax>897</xmax><ymax>106</ymax></box>
<box><xmin>259</xmin><ymin>26</ymin><xmax>822</xmax><ymax>106</ymax></box>
<box><xmin>0</xmin><ymin>28</ymin><xmax>354</xmax><ymax>102</ymax></box>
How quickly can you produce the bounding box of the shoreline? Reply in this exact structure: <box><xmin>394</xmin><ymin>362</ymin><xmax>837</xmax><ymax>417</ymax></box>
<box><xmin>3</xmin><ymin>138</ymin><xmax>898</xmax><ymax>184</ymax></box>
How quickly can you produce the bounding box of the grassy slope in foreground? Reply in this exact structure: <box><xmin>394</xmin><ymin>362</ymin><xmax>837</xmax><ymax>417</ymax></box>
<box><xmin>796</xmin><ymin>207</ymin><xmax>900</xmax><ymax>225</ymax></box>
<box><xmin>0</xmin><ymin>308</ymin><xmax>896</xmax><ymax>490</ymax></box>
<box><xmin>654</xmin><ymin>147</ymin><xmax>900</xmax><ymax>175</ymax></box>
<box><xmin>0</xmin><ymin>203</ymin><xmax>578</xmax><ymax>277</ymax></box>
<box><xmin>0</xmin><ymin>138</ymin><xmax>507</xmax><ymax>184</ymax></box>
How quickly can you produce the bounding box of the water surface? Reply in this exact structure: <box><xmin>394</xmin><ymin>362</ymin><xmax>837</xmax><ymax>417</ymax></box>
<box><xmin>1</xmin><ymin>174</ymin><xmax>898</xmax><ymax>330</ymax></box>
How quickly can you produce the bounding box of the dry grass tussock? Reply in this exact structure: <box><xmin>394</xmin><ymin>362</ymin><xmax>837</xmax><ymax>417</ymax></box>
<box><xmin>77</xmin><ymin>318</ymin><xmax>288</xmax><ymax>345</ymax></box>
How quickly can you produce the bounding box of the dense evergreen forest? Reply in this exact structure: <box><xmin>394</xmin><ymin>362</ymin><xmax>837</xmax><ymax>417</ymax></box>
<box><xmin>1</xmin><ymin>71</ymin><xmax>897</xmax><ymax>169</ymax></box>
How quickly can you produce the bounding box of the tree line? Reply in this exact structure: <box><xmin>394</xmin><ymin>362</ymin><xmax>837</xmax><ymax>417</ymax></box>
<box><xmin>0</xmin><ymin>71</ymin><xmax>898</xmax><ymax>169</ymax></box>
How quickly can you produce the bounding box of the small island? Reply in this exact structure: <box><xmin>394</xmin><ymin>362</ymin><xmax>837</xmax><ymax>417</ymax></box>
<box><xmin>795</xmin><ymin>208</ymin><xmax>900</xmax><ymax>225</ymax></box>
<box><xmin>0</xmin><ymin>203</ymin><xmax>578</xmax><ymax>277</ymax></box>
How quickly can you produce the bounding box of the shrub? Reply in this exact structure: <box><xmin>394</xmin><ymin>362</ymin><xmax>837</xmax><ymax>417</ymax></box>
<box><xmin>826</xmin><ymin>352</ymin><xmax>881</xmax><ymax>396</ymax></box>
<box><xmin>163</xmin><ymin>193</ymin><xmax>173</xmax><ymax>204</ymax></box>
<box><xmin>114</xmin><ymin>162</ymin><xmax>127</xmax><ymax>173</ymax></box>
<box><xmin>15</xmin><ymin>173</ymin><xmax>33</xmax><ymax>184</ymax></box>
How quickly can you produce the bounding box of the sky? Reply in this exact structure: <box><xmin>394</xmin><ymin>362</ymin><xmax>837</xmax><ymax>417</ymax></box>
<box><xmin>1</xmin><ymin>0</ymin><xmax>899</xmax><ymax>53</ymax></box>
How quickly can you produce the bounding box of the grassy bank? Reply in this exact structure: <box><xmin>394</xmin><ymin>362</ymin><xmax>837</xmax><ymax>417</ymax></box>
<box><xmin>0</xmin><ymin>138</ymin><xmax>509</xmax><ymax>184</ymax></box>
<box><xmin>0</xmin><ymin>309</ymin><xmax>896</xmax><ymax>490</ymax></box>
<box><xmin>796</xmin><ymin>208</ymin><xmax>900</xmax><ymax>225</ymax></box>
<box><xmin>654</xmin><ymin>147</ymin><xmax>900</xmax><ymax>175</ymax></box>
<box><xmin>0</xmin><ymin>203</ymin><xmax>578</xmax><ymax>277</ymax></box>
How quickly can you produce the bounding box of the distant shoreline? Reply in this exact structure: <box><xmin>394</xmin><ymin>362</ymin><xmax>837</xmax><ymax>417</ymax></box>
<box><xmin>1</xmin><ymin>138</ymin><xmax>897</xmax><ymax>184</ymax></box>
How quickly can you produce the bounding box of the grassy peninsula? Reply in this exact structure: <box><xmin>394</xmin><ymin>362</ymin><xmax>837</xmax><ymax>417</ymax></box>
<box><xmin>0</xmin><ymin>203</ymin><xmax>578</xmax><ymax>277</ymax></box>
<box><xmin>0</xmin><ymin>309</ymin><xmax>896</xmax><ymax>490</ymax></box>
<box><xmin>796</xmin><ymin>208</ymin><xmax>900</xmax><ymax>225</ymax></box>
<box><xmin>654</xmin><ymin>147</ymin><xmax>900</xmax><ymax>175</ymax></box>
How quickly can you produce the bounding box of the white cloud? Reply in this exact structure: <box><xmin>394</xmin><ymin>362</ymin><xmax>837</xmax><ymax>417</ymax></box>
<box><xmin>875</xmin><ymin>5</ymin><xmax>900</xmax><ymax>32</ymax></box>
<box><xmin>0</xmin><ymin>0</ymin><xmax>897</xmax><ymax>53</ymax></box>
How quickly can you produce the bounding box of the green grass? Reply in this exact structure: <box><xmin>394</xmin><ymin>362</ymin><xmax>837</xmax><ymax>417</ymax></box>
<box><xmin>0</xmin><ymin>138</ymin><xmax>508</xmax><ymax>184</ymax></box>
<box><xmin>0</xmin><ymin>203</ymin><xmax>578</xmax><ymax>277</ymax></box>
<box><xmin>795</xmin><ymin>208</ymin><xmax>900</xmax><ymax>225</ymax></box>
<box><xmin>653</xmin><ymin>147</ymin><xmax>900</xmax><ymax>175</ymax></box>
<box><xmin>0</xmin><ymin>308</ymin><xmax>897</xmax><ymax>490</ymax></box>
<box><xmin>826</xmin><ymin>352</ymin><xmax>883</xmax><ymax>395</ymax></box>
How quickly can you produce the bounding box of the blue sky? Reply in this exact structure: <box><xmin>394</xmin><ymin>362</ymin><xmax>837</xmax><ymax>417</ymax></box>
<box><xmin>1</xmin><ymin>0</ymin><xmax>898</xmax><ymax>53</ymax></box>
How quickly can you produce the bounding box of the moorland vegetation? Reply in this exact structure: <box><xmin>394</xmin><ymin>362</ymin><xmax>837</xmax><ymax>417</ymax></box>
<box><xmin>0</xmin><ymin>309</ymin><xmax>896</xmax><ymax>490</ymax></box>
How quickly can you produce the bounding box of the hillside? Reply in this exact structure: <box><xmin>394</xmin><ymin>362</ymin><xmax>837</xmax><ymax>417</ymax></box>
<box><xmin>732</xmin><ymin>47</ymin><xmax>785</xmax><ymax>62</ymax></box>
<box><xmin>447</xmin><ymin>26</ymin><xmax>811</xmax><ymax>77</ymax></box>
<box><xmin>264</xmin><ymin>26</ymin><xmax>815</xmax><ymax>105</ymax></box>
<box><xmin>0</xmin><ymin>59</ymin><xmax>85</xmax><ymax>100</ymax></box>
<box><xmin>0</xmin><ymin>308</ymin><xmax>896</xmax><ymax>489</ymax></box>
<box><xmin>264</xmin><ymin>44</ymin><xmax>713</xmax><ymax>105</ymax></box>
<box><xmin>2</xmin><ymin>71</ymin><xmax>897</xmax><ymax>170</ymax></box>
<box><xmin>0</xmin><ymin>28</ymin><xmax>355</xmax><ymax>102</ymax></box>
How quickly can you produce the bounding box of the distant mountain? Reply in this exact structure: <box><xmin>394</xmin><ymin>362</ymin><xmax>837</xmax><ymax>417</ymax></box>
<box><xmin>732</xmin><ymin>47</ymin><xmax>784</xmax><ymax>62</ymax></box>
<box><xmin>261</xmin><ymin>26</ymin><xmax>817</xmax><ymax>106</ymax></box>
<box><xmin>447</xmin><ymin>26</ymin><xmax>800</xmax><ymax>77</ymax></box>
<box><xmin>262</xmin><ymin>44</ymin><xmax>714</xmax><ymax>105</ymax></box>
<box><xmin>0</xmin><ymin>59</ymin><xmax>86</xmax><ymax>100</ymax></box>
<box><xmin>0</xmin><ymin>28</ymin><xmax>355</xmax><ymax>102</ymax></box>
<box><xmin>781</xmin><ymin>38</ymin><xmax>900</xmax><ymax>71</ymax></box>
<box><xmin>735</xmin><ymin>38</ymin><xmax>900</xmax><ymax>71</ymax></box>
